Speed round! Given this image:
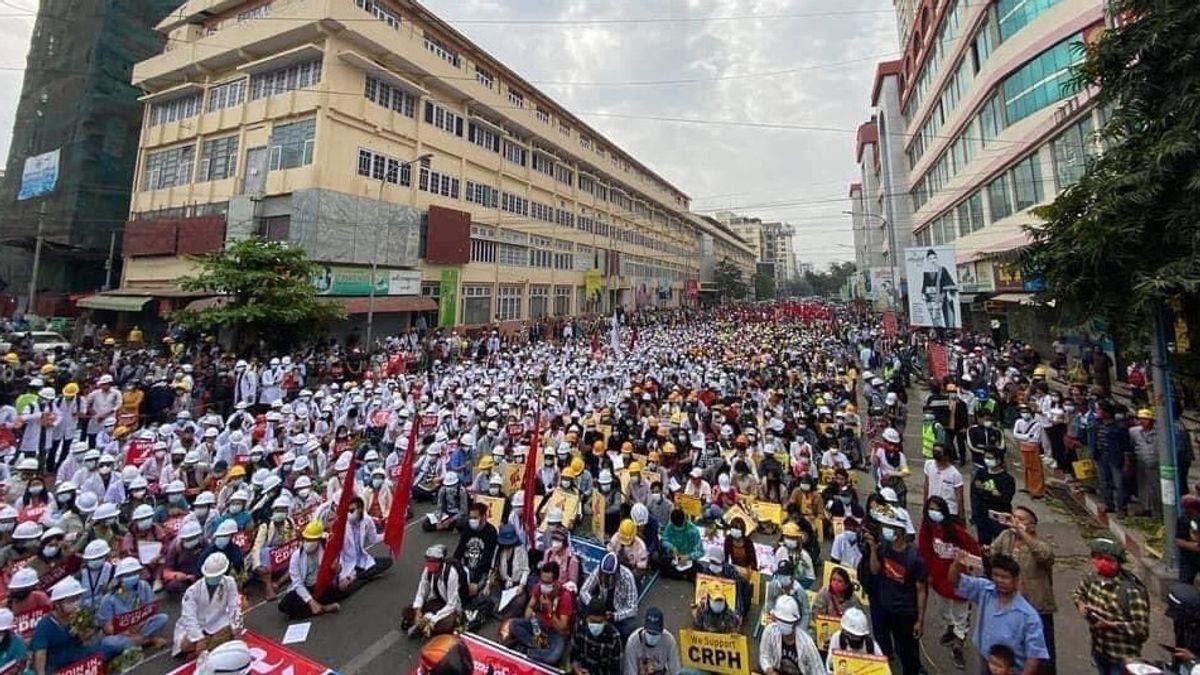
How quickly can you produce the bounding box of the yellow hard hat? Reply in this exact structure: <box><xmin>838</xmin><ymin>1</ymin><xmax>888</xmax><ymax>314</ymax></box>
<box><xmin>302</xmin><ymin>521</ymin><xmax>325</xmax><ymax>539</ymax></box>
<box><xmin>229</xmin><ymin>465</ymin><xmax>247</xmax><ymax>478</ymax></box>
<box><xmin>620</xmin><ymin>441</ymin><xmax>634</xmax><ymax>453</ymax></box>
<box><xmin>114</xmin><ymin>426</ymin><xmax>130</xmax><ymax>439</ymax></box>
<box><xmin>618</xmin><ymin>518</ymin><xmax>637</xmax><ymax>545</ymax></box>
<box><xmin>1137</xmin><ymin>408</ymin><xmax>1154</xmax><ymax>420</ymax></box>
<box><xmin>629</xmin><ymin>461</ymin><xmax>643</xmax><ymax>474</ymax></box>
<box><xmin>662</xmin><ymin>442</ymin><xmax>676</xmax><ymax>454</ymax></box>
<box><xmin>3</xmin><ymin>352</ymin><xmax>17</xmax><ymax>365</ymax></box>
<box><xmin>569</xmin><ymin>457</ymin><xmax>585</xmax><ymax>475</ymax></box>
<box><xmin>647</xmin><ymin>451</ymin><xmax>661</xmax><ymax>463</ymax></box>
<box><xmin>103</xmin><ymin>337</ymin><xmax>116</xmax><ymax>346</ymax></box>
<box><xmin>40</xmin><ymin>363</ymin><xmax>55</xmax><ymax>374</ymax></box>
<box><xmin>592</xmin><ymin>440</ymin><xmax>606</xmax><ymax>455</ymax></box>
<box><xmin>781</xmin><ymin>522</ymin><xmax>801</xmax><ymax>538</ymax></box>
<box><xmin>478</xmin><ymin>456</ymin><xmax>495</xmax><ymax>470</ymax></box>
<box><xmin>670</xmin><ymin>412</ymin><xmax>683</xmax><ymax>426</ymax></box>
<box><xmin>1033</xmin><ymin>365</ymin><xmax>1048</xmax><ymax>377</ymax></box>
<box><xmin>62</xmin><ymin>383</ymin><xmax>79</xmax><ymax>397</ymax></box>
<box><xmin>562</xmin><ymin>464</ymin><xmax>581</xmax><ymax>479</ymax></box>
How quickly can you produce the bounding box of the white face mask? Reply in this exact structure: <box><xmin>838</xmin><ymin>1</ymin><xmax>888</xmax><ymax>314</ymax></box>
<box><xmin>539</xmin><ymin>582</ymin><xmax>555</xmax><ymax>594</ymax></box>
<box><xmin>643</xmin><ymin>632</ymin><xmax>661</xmax><ymax>647</ymax></box>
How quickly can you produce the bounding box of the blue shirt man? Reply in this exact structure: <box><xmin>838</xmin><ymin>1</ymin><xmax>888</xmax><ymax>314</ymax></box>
<box><xmin>952</xmin><ymin>552</ymin><xmax>1048</xmax><ymax>674</ymax></box>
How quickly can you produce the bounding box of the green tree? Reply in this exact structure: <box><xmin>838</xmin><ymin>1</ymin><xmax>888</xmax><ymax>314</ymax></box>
<box><xmin>804</xmin><ymin>261</ymin><xmax>858</xmax><ymax>297</ymax></box>
<box><xmin>754</xmin><ymin>272</ymin><xmax>777</xmax><ymax>300</ymax></box>
<box><xmin>173</xmin><ymin>237</ymin><xmax>345</xmax><ymax>351</ymax></box>
<box><xmin>1025</xmin><ymin>0</ymin><xmax>1200</xmax><ymax>351</ymax></box>
<box><xmin>714</xmin><ymin>257</ymin><xmax>748</xmax><ymax>301</ymax></box>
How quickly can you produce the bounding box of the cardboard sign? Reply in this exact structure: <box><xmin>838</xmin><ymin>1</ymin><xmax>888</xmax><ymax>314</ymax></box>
<box><xmin>370</xmin><ymin>410</ymin><xmax>392</xmax><ymax>428</ymax></box>
<box><xmin>476</xmin><ymin>494</ymin><xmax>506</xmax><ymax>530</ymax></box>
<box><xmin>590</xmin><ymin>492</ymin><xmax>606</xmax><ymax>540</ymax></box>
<box><xmin>233</xmin><ymin>531</ymin><xmax>251</xmax><ymax>553</ymax></box>
<box><xmin>506</xmin><ymin>423</ymin><xmax>524</xmax><ymax>439</ymax></box>
<box><xmin>751</xmin><ymin>500</ymin><xmax>782</xmax><ymax>525</ymax></box>
<box><xmin>167</xmin><ymin>630</ymin><xmax>336</xmax><ymax>675</ymax></box>
<box><xmin>420</xmin><ymin>414</ymin><xmax>438</xmax><ymax>434</ymax></box>
<box><xmin>113</xmin><ymin>601</ymin><xmax>160</xmax><ymax>632</ymax></box>
<box><xmin>822</xmin><ymin>563</ymin><xmax>868</xmax><ymax>605</ymax></box>
<box><xmin>598</xmin><ymin>425</ymin><xmax>613</xmax><ymax>445</ymax></box>
<box><xmin>1073</xmin><ymin>458</ymin><xmax>1098</xmax><ymax>480</ymax></box>
<box><xmin>502</xmin><ymin>463</ymin><xmax>526</xmax><ymax>497</ymax></box>
<box><xmin>291</xmin><ymin>509</ymin><xmax>313</xmax><ymax>531</ymax></box>
<box><xmin>673</xmin><ymin>493</ymin><xmax>702</xmax><ymax>519</ymax></box>
<box><xmin>832</xmin><ymin>516</ymin><xmax>846</xmax><ymax>537</ymax></box>
<box><xmin>163</xmin><ymin>516</ymin><xmax>186</xmax><ymax>535</ymax></box>
<box><xmin>733</xmin><ymin>566</ymin><xmax>763</xmax><ymax>607</ymax></box>
<box><xmin>694</xmin><ymin>573</ymin><xmax>738</xmax><ymax>606</ymax></box>
<box><xmin>537</xmin><ymin>489</ymin><xmax>579</xmax><ymax>530</ymax></box>
<box><xmin>813</xmin><ymin>615</ymin><xmax>841</xmax><ymax>651</ymax></box>
<box><xmin>269</xmin><ymin>540</ymin><xmax>301</xmax><ymax>574</ymax></box>
<box><xmin>14</xmin><ymin>607</ymin><xmax>46</xmax><ymax>640</ymax></box>
<box><xmin>678</xmin><ymin>629</ymin><xmax>751</xmax><ymax>675</ymax></box>
<box><xmin>722</xmin><ymin>504</ymin><xmax>758</xmax><ymax>532</ymax></box>
<box><xmin>828</xmin><ymin>650</ymin><xmax>892</xmax><ymax>675</ymax></box>
<box><xmin>126</xmin><ymin>438</ymin><xmax>155</xmax><ymax>467</ymax></box>
<box><xmin>808</xmin><ymin>516</ymin><xmax>826</xmax><ymax>544</ymax></box>
<box><xmin>461</xmin><ymin>633</ymin><xmax>560</xmax><ymax>675</ymax></box>
<box><xmin>18</xmin><ymin>504</ymin><xmax>45</xmax><ymax>524</ymax></box>
<box><xmin>58</xmin><ymin>654</ymin><xmax>105</xmax><ymax>675</ymax></box>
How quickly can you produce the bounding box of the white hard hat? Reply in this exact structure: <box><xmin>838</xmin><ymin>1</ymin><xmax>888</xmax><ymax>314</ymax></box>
<box><xmin>94</xmin><ymin>502</ymin><xmax>120</xmax><ymax>521</ymax></box>
<box><xmin>40</xmin><ymin>526</ymin><xmax>65</xmax><ymax>541</ymax></box>
<box><xmin>841</xmin><ymin>607</ymin><xmax>870</xmax><ymax>636</ymax></box>
<box><xmin>49</xmin><ymin>576</ymin><xmax>85</xmax><ymax>603</ymax></box>
<box><xmin>547</xmin><ymin>506</ymin><xmax>563</xmax><ymax>524</ymax></box>
<box><xmin>230</xmin><ymin>489</ymin><xmax>250</xmax><ymax>503</ymax></box>
<box><xmin>631</xmin><ymin>503</ymin><xmax>649</xmax><ymax>526</ymax></box>
<box><xmin>195</xmin><ymin>491</ymin><xmax>216</xmax><ymax>506</ymax></box>
<box><xmin>0</xmin><ymin>608</ymin><xmax>12</xmax><ymax>631</ymax></box>
<box><xmin>132</xmin><ymin>504</ymin><xmax>155</xmax><ymax>521</ymax></box>
<box><xmin>12</xmin><ymin>521</ymin><xmax>42</xmax><ymax>541</ymax></box>
<box><xmin>164</xmin><ymin>479</ymin><xmax>186</xmax><ymax>495</ymax></box>
<box><xmin>83</xmin><ymin>539</ymin><xmax>112</xmax><ymax>560</ymax></box>
<box><xmin>294</xmin><ymin>475</ymin><xmax>313</xmax><ymax>490</ymax></box>
<box><xmin>179</xmin><ymin>519</ymin><xmax>203</xmax><ymax>540</ymax></box>
<box><xmin>882</xmin><ymin>428</ymin><xmax>901</xmax><ymax>444</ymax></box>
<box><xmin>76</xmin><ymin>491</ymin><xmax>98</xmax><ymax>514</ymax></box>
<box><xmin>271</xmin><ymin>495</ymin><xmax>292</xmax><ymax>510</ymax></box>
<box><xmin>15</xmin><ymin>457</ymin><xmax>38</xmax><ymax>472</ymax></box>
<box><xmin>879</xmin><ymin>487</ymin><xmax>899</xmax><ymax>503</ymax></box>
<box><xmin>442</xmin><ymin>472</ymin><xmax>459</xmax><ymax>486</ymax></box>
<box><xmin>598</xmin><ymin>469</ymin><xmax>613</xmax><ymax>485</ymax></box>
<box><xmin>9</xmin><ymin>567</ymin><xmax>38</xmax><ymax>590</ymax></box>
<box><xmin>56</xmin><ymin>480</ymin><xmax>78</xmax><ymax>495</ymax></box>
<box><xmin>206</xmin><ymin>640</ymin><xmax>254</xmax><ymax>675</ymax></box>
<box><xmin>214</xmin><ymin>519</ymin><xmax>239</xmax><ymax>537</ymax></box>
<box><xmin>202</xmin><ymin>552</ymin><xmax>230</xmax><ymax>577</ymax></box>
<box><xmin>771</xmin><ymin>594</ymin><xmax>801</xmax><ymax>623</ymax></box>
<box><xmin>114</xmin><ymin>556</ymin><xmax>144</xmax><ymax>578</ymax></box>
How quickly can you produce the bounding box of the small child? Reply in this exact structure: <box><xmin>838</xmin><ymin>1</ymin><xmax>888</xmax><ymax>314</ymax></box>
<box><xmin>986</xmin><ymin>644</ymin><xmax>1016</xmax><ymax>675</ymax></box>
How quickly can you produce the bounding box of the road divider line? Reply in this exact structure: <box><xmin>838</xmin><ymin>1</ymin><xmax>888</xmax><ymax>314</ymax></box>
<box><xmin>340</xmin><ymin>628</ymin><xmax>405</xmax><ymax>675</ymax></box>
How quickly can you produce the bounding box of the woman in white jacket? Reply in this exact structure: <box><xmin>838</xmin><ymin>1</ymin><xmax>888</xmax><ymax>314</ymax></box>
<box><xmin>173</xmin><ymin>552</ymin><xmax>243</xmax><ymax>657</ymax></box>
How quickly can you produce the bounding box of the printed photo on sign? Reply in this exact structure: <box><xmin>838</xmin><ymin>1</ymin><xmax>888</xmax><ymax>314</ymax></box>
<box><xmin>828</xmin><ymin>649</ymin><xmax>892</xmax><ymax>675</ymax></box>
<box><xmin>904</xmin><ymin>245</ymin><xmax>960</xmax><ymax>329</ymax></box>
<box><xmin>693</xmin><ymin>573</ymin><xmax>737</xmax><ymax>606</ymax></box>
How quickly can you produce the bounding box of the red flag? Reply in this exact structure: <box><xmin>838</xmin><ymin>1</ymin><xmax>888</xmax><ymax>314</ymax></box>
<box><xmin>383</xmin><ymin>419</ymin><xmax>422</xmax><ymax>558</ymax></box>
<box><xmin>521</xmin><ymin>408</ymin><xmax>540</xmax><ymax>544</ymax></box>
<box><xmin>627</xmin><ymin>326</ymin><xmax>638</xmax><ymax>351</ymax></box>
<box><xmin>314</xmin><ymin>448</ymin><xmax>358</xmax><ymax>597</ymax></box>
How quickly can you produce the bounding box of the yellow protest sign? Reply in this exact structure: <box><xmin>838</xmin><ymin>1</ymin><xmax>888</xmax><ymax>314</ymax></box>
<box><xmin>679</xmin><ymin>630</ymin><xmax>751</xmax><ymax>675</ymax></box>
<box><xmin>832</xmin><ymin>516</ymin><xmax>846</xmax><ymax>537</ymax></box>
<box><xmin>673</xmin><ymin>493</ymin><xmax>702</xmax><ymax>519</ymax></box>
<box><xmin>1073</xmin><ymin>458</ymin><xmax>1098</xmax><ymax>481</ymax></box>
<box><xmin>807</xmin><ymin>516</ymin><xmax>826</xmax><ymax>544</ymax></box>
<box><xmin>734</xmin><ymin>566</ymin><xmax>762</xmax><ymax>606</ymax></box>
<box><xmin>598</xmin><ymin>425</ymin><xmax>613</xmax><ymax>445</ymax></box>
<box><xmin>722</xmin><ymin>504</ymin><xmax>757</xmax><ymax>531</ymax></box>
<box><xmin>591</xmin><ymin>492</ymin><xmax>606</xmax><ymax>540</ymax></box>
<box><xmin>813</xmin><ymin>615</ymin><xmax>841</xmax><ymax>651</ymax></box>
<box><xmin>822</xmin><ymin>563</ymin><xmax>868</xmax><ymax>605</ymax></box>
<box><xmin>751</xmin><ymin>500</ymin><xmax>782</xmax><ymax>525</ymax></box>
<box><xmin>502</xmin><ymin>463</ymin><xmax>526</xmax><ymax>497</ymax></box>
<box><xmin>616</xmin><ymin>469</ymin><xmax>631</xmax><ymax>494</ymax></box>
<box><xmin>693</xmin><ymin>573</ymin><xmax>737</xmax><ymax>607</ymax></box>
<box><xmin>476</xmin><ymin>495</ymin><xmax>506</xmax><ymax>529</ymax></box>
<box><xmin>538</xmin><ymin>489</ymin><xmax>579</xmax><ymax>530</ymax></box>
<box><xmin>828</xmin><ymin>650</ymin><xmax>892</xmax><ymax>675</ymax></box>
<box><xmin>773</xmin><ymin>452</ymin><xmax>790</xmax><ymax>471</ymax></box>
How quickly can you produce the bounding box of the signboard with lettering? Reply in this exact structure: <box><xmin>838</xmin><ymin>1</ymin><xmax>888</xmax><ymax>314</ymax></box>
<box><xmin>673</xmin><ymin>493</ymin><xmax>702</xmax><ymax>519</ymax></box>
<box><xmin>461</xmin><ymin>633</ymin><xmax>559</xmax><ymax>675</ymax></box>
<box><xmin>113</xmin><ymin>601</ymin><xmax>160</xmax><ymax>632</ymax></box>
<box><xmin>269</xmin><ymin>540</ymin><xmax>301</xmax><ymax>575</ymax></box>
<box><xmin>678</xmin><ymin>630</ymin><xmax>750</xmax><ymax>675</ymax></box>
<box><xmin>14</xmin><ymin>608</ymin><xmax>46</xmax><ymax>640</ymax></box>
<box><xmin>476</xmin><ymin>495</ymin><xmax>505</xmax><ymax>530</ymax></box>
<box><xmin>126</xmin><ymin>438</ymin><xmax>155</xmax><ymax>467</ymax></box>
<box><xmin>167</xmin><ymin>630</ymin><xmax>336</xmax><ymax>675</ymax></box>
<box><xmin>828</xmin><ymin>650</ymin><xmax>892</xmax><ymax>675</ymax></box>
<box><xmin>693</xmin><ymin>573</ymin><xmax>737</xmax><ymax>606</ymax></box>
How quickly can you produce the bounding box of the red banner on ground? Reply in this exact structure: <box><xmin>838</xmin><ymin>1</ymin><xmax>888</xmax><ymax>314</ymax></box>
<box><xmin>126</xmin><ymin>438</ymin><xmax>155</xmax><ymax>467</ymax></box>
<box><xmin>59</xmin><ymin>654</ymin><xmax>104</xmax><ymax>675</ymax></box>
<box><xmin>166</xmin><ymin>630</ymin><xmax>336</xmax><ymax>675</ymax></box>
<box><xmin>13</xmin><ymin>607</ymin><xmax>46</xmax><ymax>639</ymax></box>
<box><xmin>461</xmin><ymin>634</ymin><xmax>560</xmax><ymax>675</ymax></box>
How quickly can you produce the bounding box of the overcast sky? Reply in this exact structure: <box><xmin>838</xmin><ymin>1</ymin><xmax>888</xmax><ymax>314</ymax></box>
<box><xmin>0</xmin><ymin>0</ymin><xmax>898</xmax><ymax>268</ymax></box>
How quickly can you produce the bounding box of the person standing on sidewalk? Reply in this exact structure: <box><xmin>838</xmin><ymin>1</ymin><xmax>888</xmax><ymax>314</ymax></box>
<box><xmin>864</xmin><ymin>509</ymin><xmax>927</xmax><ymax>675</ymax></box>
<box><xmin>1012</xmin><ymin>405</ymin><xmax>1045</xmax><ymax>499</ymax></box>
<box><xmin>971</xmin><ymin>447</ymin><xmax>1016</xmax><ymax>545</ymax></box>
<box><xmin>1128</xmin><ymin>408</ymin><xmax>1160</xmax><ymax>519</ymax></box>
<box><xmin>949</xmin><ymin>551</ymin><xmax>1048</xmax><ymax>675</ymax></box>
<box><xmin>967</xmin><ymin>409</ymin><xmax>1003</xmax><ymax>470</ymax></box>
<box><xmin>989</xmin><ymin>506</ymin><xmax>1057</xmax><ymax>674</ymax></box>
<box><xmin>1071</xmin><ymin>538</ymin><xmax>1151</xmax><ymax>675</ymax></box>
<box><xmin>1094</xmin><ymin>403</ymin><xmax>1133</xmax><ymax>517</ymax></box>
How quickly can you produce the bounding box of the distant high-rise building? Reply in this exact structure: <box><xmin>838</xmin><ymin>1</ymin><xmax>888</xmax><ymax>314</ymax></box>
<box><xmin>0</xmin><ymin>0</ymin><xmax>180</xmax><ymax>313</ymax></box>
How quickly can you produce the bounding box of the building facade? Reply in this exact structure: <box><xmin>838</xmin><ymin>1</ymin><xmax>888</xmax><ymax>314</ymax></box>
<box><xmin>851</xmin><ymin>0</ymin><xmax>1105</xmax><ymax>337</ymax></box>
<box><xmin>107</xmin><ymin>0</ymin><xmax>747</xmax><ymax>333</ymax></box>
<box><xmin>0</xmin><ymin>0</ymin><xmax>180</xmax><ymax>315</ymax></box>
<box><xmin>715</xmin><ymin>211</ymin><xmax>798</xmax><ymax>288</ymax></box>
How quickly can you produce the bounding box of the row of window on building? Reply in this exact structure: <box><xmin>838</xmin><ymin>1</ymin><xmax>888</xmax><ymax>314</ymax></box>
<box><xmin>420</xmin><ymin>282</ymin><xmax>575</xmax><ymax>325</ymax></box>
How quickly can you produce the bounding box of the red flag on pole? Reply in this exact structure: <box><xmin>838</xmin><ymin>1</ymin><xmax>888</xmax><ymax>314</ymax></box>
<box><xmin>521</xmin><ymin>408</ymin><xmax>540</xmax><ymax>544</ymax></box>
<box><xmin>314</xmin><ymin>448</ymin><xmax>358</xmax><ymax>597</ymax></box>
<box><xmin>383</xmin><ymin>418</ymin><xmax>422</xmax><ymax>558</ymax></box>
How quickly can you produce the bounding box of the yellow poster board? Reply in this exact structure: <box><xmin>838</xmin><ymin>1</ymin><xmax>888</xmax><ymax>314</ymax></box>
<box><xmin>733</xmin><ymin>566</ymin><xmax>762</xmax><ymax>607</ymax></box>
<box><xmin>752</xmin><ymin>500</ymin><xmax>783</xmax><ymax>525</ymax></box>
<box><xmin>831</xmin><ymin>516</ymin><xmax>846</xmax><ymax>537</ymax></box>
<box><xmin>808</xmin><ymin>516</ymin><xmax>826</xmax><ymax>544</ymax></box>
<box><xmin>674</xmin><ymin>493</ymin><xmax>702</xmax><ymax>519</ymax></box>
<box><xmin>678</xmin><ymin>630</ymin><xmax>751</xmax><ymax>675</ymax></box>
<box><xmin>616</xmin><ymin>469</ymin><xmax>631</xmax><ymax>494</ymax></box>
<box><xmin>538</xmin><ymin>489</ymin><xmax>580</xmax><ymax>530</ymax></box>
<box><xmin>591</xmin><ymin>492</ymin><xmax>606</xmax><ymax>540</ymax></box>
<box><xmin>821</xmin><ymin>563</ymin><xmax>869</xmax><ymax>605</ymax></box>
<box><xmin>722</xmin><ymin>504</ymin><xmax>758</xmax><ymax>531</ymax></box>
<box><xmin>693</xmin><ymin>573</ymin><xmax>737</xmax><ymax>606</ymax></box>
<box><xmin>502</xmin><ymin>463</ymin><xmax>526</xmax><ymax>497</ymax></box>
<box><xmin>598</xmin><ymin>425</ymin><xmax>613</xmax><ymax>446</ymax></box>
<box><xmin>476</xmin><ymin>495</ymin><xmax>506</xmax><ymax>530</ymax></box>
<box><xmin>828</xmin><ymin>650</ymin><xmax>892</xmax><ymax>675</ymax></box>
<box><xmin>813</xmin><ymin>615</ymin><xmax>841</xmax><ymax>651</ymax></box>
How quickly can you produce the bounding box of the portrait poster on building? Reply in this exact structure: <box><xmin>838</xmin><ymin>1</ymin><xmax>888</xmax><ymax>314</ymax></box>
<box><xmin>904</xmin><ymin>246</ymin><xmax>960</xmax><ymax>329</ymax></box>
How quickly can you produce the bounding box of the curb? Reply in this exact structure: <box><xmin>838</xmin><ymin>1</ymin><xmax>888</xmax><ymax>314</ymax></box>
<box><xmin>1048</xmin><ymin>475</ymin><xmax>1177</xmax><ymax>595</ymax></box>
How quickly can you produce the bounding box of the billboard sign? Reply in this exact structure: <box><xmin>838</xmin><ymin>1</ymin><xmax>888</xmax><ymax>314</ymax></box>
<box><xmin>312</xmin><ymin>265</ymin><xmax>419</xmax><ymax>296</ymax></box>
<box><xmin>18</xmin><ymin>149</ymin><xmax>60</xmax><ymax>200</ymax></box>
<box><xmin>437</xmin><ymin>268</ymin><xmax>459</xmax><ymax>328</ymax></box>
<box><xmin>905</xmin><ymin>246</ymin><xmax>960</xmax><ymax>328</ymax></box>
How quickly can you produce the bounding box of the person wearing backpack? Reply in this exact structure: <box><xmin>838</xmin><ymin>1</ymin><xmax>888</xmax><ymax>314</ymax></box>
<box><xmin>1071</xmin><ymin>538</ymin><xmax>1151</xmax><ymax>675</ymax></box>
<box><xmin>401</xmin><ymin>544</ymin><xmax>464</xmax><ymax>638</ymax></box>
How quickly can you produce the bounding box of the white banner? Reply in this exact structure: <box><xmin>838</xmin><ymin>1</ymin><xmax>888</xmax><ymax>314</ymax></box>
<box><xmin>905</xmin><ymin>246</ymin><xmax>960</xmax><ymax>328</ymax></box>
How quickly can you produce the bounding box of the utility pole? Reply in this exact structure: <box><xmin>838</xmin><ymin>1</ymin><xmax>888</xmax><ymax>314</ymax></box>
<box><xmin>103</xmin><ymin>230</ymin><xmax>117</xmax><ymax>290</ymax></box>
<box><xmin>1152</xmin><ymin>304</ymin><xmax>1181</xmax><ymax>570</ymax></box>
<box><xmin>27</xmin><ymin>201</ymin><xmax>46</xmax><ymax>314</ymax></box>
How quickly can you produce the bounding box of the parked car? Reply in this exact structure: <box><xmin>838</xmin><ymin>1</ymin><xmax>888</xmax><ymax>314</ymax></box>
<box><xmin>0</xmin><ymin>331</ymin><xmax>71</xmax><ymax>354</ymax></box>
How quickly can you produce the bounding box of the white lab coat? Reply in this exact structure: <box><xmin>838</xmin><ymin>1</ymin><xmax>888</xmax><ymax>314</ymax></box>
<box><xmin>259</xmin><ymin>368</ymin><xmax>283</xmax><ymax>406</ymax></box>
<box><xmin>172</xmin><ymin>576</ymin><xmax>242</xmax><ymax>655</ymax></box>
<box><xmin>338</xmin><ymin>516</ymin><xmax>381</xmax><ymax>579</ymax></box>
<box><xmin>18</xmin><ymin>400</ymin><xmax>57</xmax><ymax>454</ymax></box>
<box><xmin>84</xmin><ymin>389</ymin><xmax>121</xmax><ymax>435</ymax></box>
<box><xmin>234</xmin><ymin>370</ymin><xmax>258</xmax><ymax>406</ymax></box>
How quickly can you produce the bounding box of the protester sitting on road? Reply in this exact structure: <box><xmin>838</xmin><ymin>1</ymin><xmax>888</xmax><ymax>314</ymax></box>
<box><xmin>579</xmin><ymin>553</ymin><xmax>639</xmax><ymax>641</ymax></box>
<box><xmin>480</xmin><ymin>523</ymin><xmax>529</xmax><ymax>622</ymax></box>
<box><xmin>623</xmin><ymin>607</ymin><xmax>677</xmax><ymax>675</ymax></box>
<box><xmin>659</xmin><ymin>508</ymin><xmax>702</xmax><ymax>580</ymax></box>
<box><xmin>172</xmin><ymin>552</ymin><xmax>243</xmax><ymax>657</ymax></box>
<box><xmin>277</xmin><ymin>521</ymin><xmax>343</xmax><ymax>620</ymax></box>
<box><xmin>78</xmin><ymin>539</ymin><xmax>115</xmax><ymax>611</ymax></box>
<box><xmin>758</xmin><ymin>595</ymin><xmax>826</xmax><ymax>675</ymax></box>
<box><xmin>501</xmin><ymin>560</ymin><xmax>574</xmax><ymax>666</ymax></box>
<box><xmin>30</xmin><ymin>576</ymin><xmax>122</xmax><ymax>674</ymax></box>
<box><xmin>811</xmin><ymin>565</ymin><xmax>863</xmax><ymax>620</ymax></box>
<box><xmin>424</xmin><ymin>472</ymin><xmax>470</xmax><ymax>532</ymax></box>
<box><xmin>570</xmin><ymin>598</ymin><xmax>623</xmax><ymax>675</ymax></box>
<box><xmin>201</xmin><ymin>519</ymin><xmax>246</xmax><ymax>582</ymax></box>
<box><xmin>825</xmin><ymin>607</ymin><xmax>883</xmax><ymax>670</ymax></box>
<box><xmin>6</xmin><ymin>567</ymin><xmax>50</xmax><ymax>618</ymax></box>
<box><xmin>762</xmin><ymin>560</ymin><xmax>811</xmax><ymax>633</ymax></box>
<box><xmin>0</xmin><ymin>608</ymin><xmax>28</xmax><ymax>674</ymax></box>
<box><xmin>1072</xmin><ymin>538</ymin><xmax>1151</xmax><ymax>674</ymax></box>
<box><xmin>608</xmin><ymin>518</ymin><xmax>649</xmax><ymax>575</ymax></box>
<box><xmin>162</xmin><ymin>519</ymin><xmax>205</xmax><ymax>595</ymax></box>
<box><xmin>402</xmin><ymin>544</ymin><xmax>462</xmax><ymax>638</ymax></box>
<box><xmin>98</xmin><ymin>557</ymin><xmax>169</xmax><ymax>652</ymax></box>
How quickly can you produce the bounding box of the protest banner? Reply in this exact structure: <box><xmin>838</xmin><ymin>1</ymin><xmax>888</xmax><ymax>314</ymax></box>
<box><xmin>678</xmin><ymin>630</ymin><xmax>751</xmax><ymax>675</ymax></box>
<box><xmin>733</xmin><ymin>566</ymin><xmax>763</xmax><ymax>606</ymax></box>
<box><xmin>13</xmin><ymin>607</ymin><xmax>46</xmax><ymax>640</ymax></box>
<box><xmin>694</xmin><ymin>573</ymin><xmax>737</xmax><ymax>606</ymax></box>
<box><xmin>537</xmin><ymin>489</ymin><xmax>579</xmax><ymax>530</ymax></box>
<box><xmin>125</xmin><ymin>438</ymin><xmax>155</xmax><ymax>467</ymax></box>
<box><xmin>113</xmin><ymin>602</ymin><xmax>160</xmax><ymax>632</ymax></box>
<box><xmin>476</xmin><ymin>494</ymin><xmax>506</xmax><ymax>529</ymax></box>
<box><xmin>420</xmin><ymin>413</ymin><xmax>438</xmax><ymax>434</ymax></box>
<box><xmin>506</xmin><ymin>423</ymin><xmax>524</xmax><ymax>439</ymax></box>
<box><xmin>58</xmin><ymin>655</ymin><xmax>104</xmax><ymax>675</ymax></box>
<box><xmin>813</xmin><ymin>615</ymin><xmax>841</xmax><ymax>651</ymax></box>
<box><xmin>268</xmin><ymin>540</ymin><xmax>301</xmax><ymax>575</ymax></box>
<box><xmin>461</xmin><ymin>633</ymin><xmax>560</xmax><ymax>675</ymax></box>
<box><xmin>832</xmin><ymin>516</ymin><xmax>846</xmax><ymax>537</ymax></box>
<box><xmin>673</xmin><ymin>493</ymin><xmax>702</xmax><ymax>519</ymax></box>
<box><xmin>167</xmin><ymin>630</ymin><xmax>337</xmax><ymax>675</ymax></box>
<box><xmin>751</xmin><ymin>500</ymin><xmax>782</xmax><ymax>525</ymax></box>
<box><xmin>233</xmin><ymin>531</ymin><xmax>251</xmax><ymax>553</ymax></box>
<box><xmin>590</xmin><ymin>492</ymin><xmax>606</xmax><ymax>540</ymax></box>
<box><xmin>502</xmin><ymin>463</ymin><xmax>526</xmax><ymax>497</ymax></box>
<box><xmin>828</xmin><ymin>650</ymin><xmax>892</xmax><ymax>675</ymax></box>
<box><xmin>722</xmin><ymin>504</ymin><xmax>757</xmax><ymax>531</ymax></box>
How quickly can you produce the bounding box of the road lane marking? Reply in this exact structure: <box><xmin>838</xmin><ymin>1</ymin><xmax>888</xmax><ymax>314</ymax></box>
<box><xmin>340</xmin><ymin>628</ymin><xmax>405</xmax><ymax>675</ymax></box>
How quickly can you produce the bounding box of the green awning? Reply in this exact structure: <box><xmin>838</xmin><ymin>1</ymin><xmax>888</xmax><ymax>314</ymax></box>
<box><xmin>76</xmin><ymin>294</ymin><xmax>152</xmax><ymax>312</ymax></box>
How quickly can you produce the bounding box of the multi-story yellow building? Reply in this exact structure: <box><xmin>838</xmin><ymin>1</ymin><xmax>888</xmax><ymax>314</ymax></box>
<box><xmin>105</xmin><ymin>0</ymin><xmax>754</xmax><ymax>334</ymax></box>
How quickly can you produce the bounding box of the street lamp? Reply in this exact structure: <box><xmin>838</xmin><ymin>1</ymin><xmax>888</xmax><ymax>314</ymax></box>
<box><xmin>366</xmin><ymin>152</ymin><xmax>433</xmax><ymax>349</ymax></box>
